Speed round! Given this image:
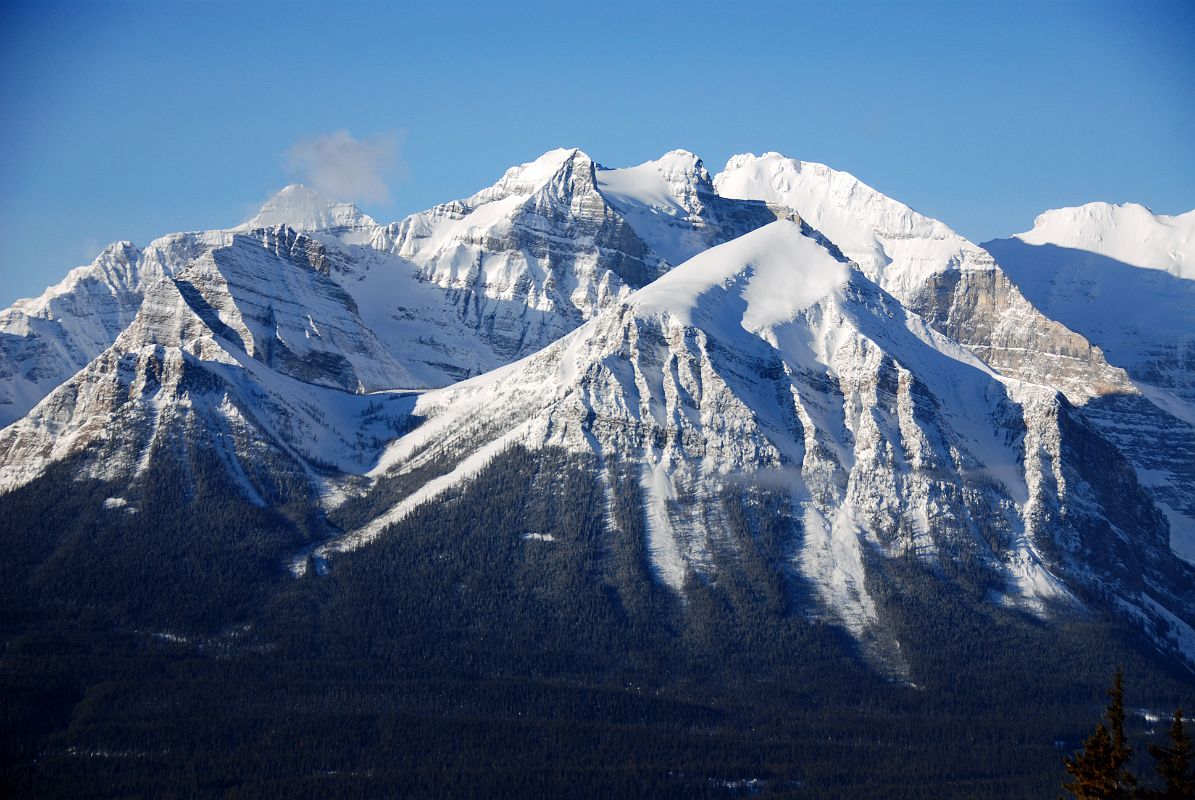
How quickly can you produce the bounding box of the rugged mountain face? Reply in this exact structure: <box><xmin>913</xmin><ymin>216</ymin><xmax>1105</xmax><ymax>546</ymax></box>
<box><xmin>2</xmin><ymin>150</ymin><xmax>1192</xmax><ymax>799</ymax></box>
<box><xmin>712</xmin><ymin>155</ymin><xmax>1195</xmax><ymax>570</ymax></box>
<box><xmin>984</xmin><ymin>203</ymin><xmax>1195</xmax><ymax>404</ymax></box>
<box><xmin>0</xmin><ymin>150</ymin><xmax>780</xmax><ymax>422</ymax></box>
<box><xmin>0</xmin><ymin>186</ymin><xmax>383</xmax><ymax>430</ymax></box>
<box><xmin>985</xmin><ymin>204</ymin><xmax>1195</xmax><ymax>565</ymax></box>
<box><xmin>305</xmin><ymin>221</ymin><xmax>1195</xmax><ymax>666</ymax></box>
<box><xmin>0</xmin><ymin>232</ymin><xmax>226</xmax><ymax>427</ymax></box>
<box><xmin>0</xmin><ymin>147</ymin><xmax>1190</xmax><ymax>674</ymax></box>
<box><xmin>1007</xmin><ymin>202</ymin><xmax>1195</xmax><ymax>280</ymax></box>
<box><xmin>0</xmin><ymin>227</ymin><xmax>414</xmax><ymax>499</ymax></box>
<box><xmin>367</xmin><ymin>148</ymin><xmax>779</xmax><ymax>376</ymax></box>
<box><xmin>713</xmin><ymin>153</ymin><xmax>1132</xmax><ymax>404</ymax></box>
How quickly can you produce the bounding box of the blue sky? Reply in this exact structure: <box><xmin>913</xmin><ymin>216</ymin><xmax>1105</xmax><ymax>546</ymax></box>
<box><xmin>1</xmin><ymin>0</ymin><xmax>1192</xmax><ymax>306</ymax></box>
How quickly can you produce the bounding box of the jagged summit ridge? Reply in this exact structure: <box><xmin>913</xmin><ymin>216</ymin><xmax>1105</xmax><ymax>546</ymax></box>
<box><xmin>0</xmin><ymin>225</ymin><xmax>416</xmax><ymax>496</ymax></box>
<box><xmin>596</xmin><ymin>149</ymin><xmax>779</xmax><ymax>268</ymax></box>
<box><xmin>0</xmin><ymin>149</ymin><xmax>781</xmax><ymax>426</ymax></box>
<box><xmin>0</xmin><ymin>231</ymin><xmax>226</xmax><ymax>427</ymax></box>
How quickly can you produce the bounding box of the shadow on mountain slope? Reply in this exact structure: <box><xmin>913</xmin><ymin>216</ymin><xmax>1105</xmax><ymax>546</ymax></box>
<box><xmin>983</xmin><ymin>239</ymin><xmax>1195</xmax><ymax>396</ymax></box>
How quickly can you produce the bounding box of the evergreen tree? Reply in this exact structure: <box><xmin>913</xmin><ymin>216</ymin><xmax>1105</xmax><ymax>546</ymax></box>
<box><xmin>1144</xmin><ymin>709</ymin><xmax>1195</xmax><ymax>799</ymax></box>
<box><xmin>1064</xmin><ymin>669</ymin><xmax>1137</xmax><ymax>799</ymax></box>
<box><xmin>1109</xmin><ymin>669</ymin><xmax>1137</xmax><ymax>796</ymax></box>
<box><xmin>1066</xmin><ymin>723</ymin><xmax>1120</xmax><ymax>798</ymax></box>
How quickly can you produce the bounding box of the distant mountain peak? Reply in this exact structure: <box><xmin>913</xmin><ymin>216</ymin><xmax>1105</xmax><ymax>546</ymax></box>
<box><xmin>716</xmin><ymin>152</ymin><xmax>954</xmax><ymax>245</ymax></box>
<box><xmin>1013</xmin><ymin>201</ymin><xmax>1195</xmax><ymax>279</ymax></box>
<box><xmin>475</xmin><ymin>147</ymin><xmax>596</xmax><ymax>202</ymax></box>
<box><xmin>243</xmin><ymin>183</ymin><xmax>378</xmax><ymax>233</ymax></box>
<box><xmin>647</xmin><ymin>148</ymin><xmax>709</xmax><ymax>177</ymax></box>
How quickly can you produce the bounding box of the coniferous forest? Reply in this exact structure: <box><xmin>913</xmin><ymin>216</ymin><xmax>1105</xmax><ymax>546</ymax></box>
<box><xmin>1</xmin><ymin>444</ymin><xmax>1192</xmax><ymax>798</ymax></box>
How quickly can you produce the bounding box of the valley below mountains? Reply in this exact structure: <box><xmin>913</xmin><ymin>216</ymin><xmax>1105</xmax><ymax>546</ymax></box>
<box><xmin>1</xmin><ymin>148</ymin><xmax>1192</xmax><ymax>799</ymax></box>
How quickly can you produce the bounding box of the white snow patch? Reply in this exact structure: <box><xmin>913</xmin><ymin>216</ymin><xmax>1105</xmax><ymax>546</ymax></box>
<box><xmin>798</xmin><ymin>505</ymin><xmax>877</xmax><ymax>636</ymax></box>
<box><xmin>318</xmin><ymin>420</ymin><xmax>540</xmax><ymax>561</ymax></box>
<box><xmin>1160</xmin><ymin>504</ymin><xmax>1195</xmax><ymax>566</ymax></box>
<box><xmin>642</xmin><ymin>461</ymin><xmax>686</xmax><ymax>593</ymax></box>
<box><xmin>632</xmin><ymin>221</ymin><xmax>848</xmax><ymax>332</ymax></box>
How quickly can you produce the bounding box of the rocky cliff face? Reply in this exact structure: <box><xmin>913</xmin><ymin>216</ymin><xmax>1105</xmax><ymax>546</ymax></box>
<box><xmin>371</xmin><ymin>148</ymin><xmax>779</xmax><ymax>369</ymax></box>
<box><xmin>0</xmin><ymin>150</ymin><xmax>782</xmax><ymax>420</ymax></box>
<box><xmin>171</xmin><ymin>226</ymin><xmax>416</xmax><ymax>393</ymax></box>
<box><xmin>0</xmin><ymin>228</ymin><xmax>415</xmax><ymax>500</ymax></box>
<box><xmin>0</xmin><ymin>233</ymin><xmax>226</xmax><ymax>427</ymax></box>
<box><xmin>713</xmin><ymin>154</ymin><xmax>1195</xmax><ymax>572</ymax></box>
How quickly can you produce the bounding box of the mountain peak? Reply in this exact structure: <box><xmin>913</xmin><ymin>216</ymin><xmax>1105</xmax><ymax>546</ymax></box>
<box><xmin>650</xmin><ymin>148</ymin><xmax>707</xmax><ymax>174</ymax></box>
<box><xmin>478</xmin><ymin>148</ymin><xmax>596</xmax><ymax>200</ymax></box>
<box><xmin>243</xmin><ymin>184</ymin><xmax>378</xmax><ymax>233</ymax></box>
<box><xmin>716</xmin><ymin>153</ymin><xmax>931</xmax><ymax>227</ymax></box>
<box><xmin>1013</xmin><ymin>201</ymin><xmax>1195</xmax><ymax>279</ymax></box>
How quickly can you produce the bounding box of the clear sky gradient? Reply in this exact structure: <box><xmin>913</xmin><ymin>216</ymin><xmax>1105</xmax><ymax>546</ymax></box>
<box><xmin>2</xmin><ymin>0</ymin><xmax>1192</xmax><ymax>306</ymax></box>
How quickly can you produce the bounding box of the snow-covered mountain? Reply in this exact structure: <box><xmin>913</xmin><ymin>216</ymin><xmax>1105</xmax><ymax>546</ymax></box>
<box><xmin>716</xmin><ymin>159</ymin><xmax>1195</xmax><ymax>571</ymax></box>
<box><xmin>0</xmin><ymin>225</ymin><xmax>416</xmax><ymax>499</ymax></box>
<box><xmin>0</xmin><ymin>149</ymin><xmax>780</xmax><ymax>427</ymax></box>
<box><xmin>1007</xmin><ymin>202</ymin><xmax>1195</xmax><ymax>280</ymax></box>
<box><xmin>241</xmin><ymin>183</ymin><xmax>381</xmax><ymax>240</ymax></box>
<box><xmin>0</xmin><ymin>233</ymin><xmax>227</xmax><ymax>427</ymax></box>
<box><xmin>984</xmin><ymin>203</ymin><xmax>1195</xmax><ymax>403</ymax></box>
<box><xmin>713</xmin><ymin>153</ymin><xmax>1132</xmax><ymax>404</ymax></box>
<box><xmin>984</xmin><ymin>203</ymin><xmax>1195</xmax><ymax>566</ymax></box>
<box><xmin>364</xmin><ymin>148</ymin><xmax>779</xmax><ymax>376</ymax></box>
<box><xmin>1</xmin><ymin>147</ymin><xmax>1192</xmax><ymax>675</ymax></box>
<box><xmin>303</xmin><ymin>221</ymin><xmax>1195</xmax><ymax>665</ymax></box>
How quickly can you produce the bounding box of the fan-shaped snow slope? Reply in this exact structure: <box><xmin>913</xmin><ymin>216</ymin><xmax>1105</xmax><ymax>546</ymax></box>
<box><xmin>713</xmin><ymin>153</ymin><xmax>1132</xmax><ymax>404</ymax></box>
<box><xmin>308</xmin><ymin>221</ymin><xmax>1194</xmax><ymax>663</ymax></box>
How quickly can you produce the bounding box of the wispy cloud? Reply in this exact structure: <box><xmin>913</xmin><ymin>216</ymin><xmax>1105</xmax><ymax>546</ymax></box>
<box><xmin>78</xmin><ymin>237</ymin><xmax>104</xmax><ymax>263</ymax></box>
<box><xmin>285</xmin><ymin>130</ymin><xmax>404</xmax><ymax>204</ymax></box>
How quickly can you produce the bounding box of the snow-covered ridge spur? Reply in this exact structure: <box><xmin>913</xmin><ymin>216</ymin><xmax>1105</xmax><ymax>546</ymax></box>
<box><xmin>302</xmin><ymin>219</ymin><xmax>1195</xmax><ymax>666</ymax></box>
